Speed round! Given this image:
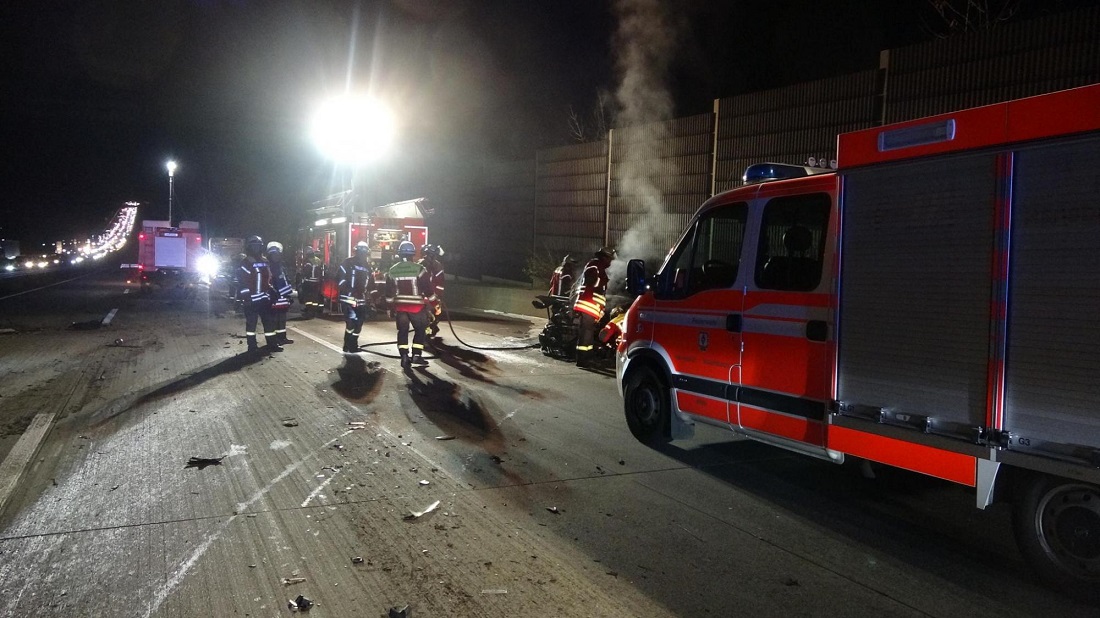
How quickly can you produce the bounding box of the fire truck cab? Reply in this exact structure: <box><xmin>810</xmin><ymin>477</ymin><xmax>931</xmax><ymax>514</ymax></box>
<box><xmin>618</xmin><ymin>83</ymin><xmax>1100</xmax><ymax>601</ymax></box>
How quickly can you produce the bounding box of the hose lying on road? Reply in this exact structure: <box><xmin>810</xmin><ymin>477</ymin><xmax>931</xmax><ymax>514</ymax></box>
<box><xmin>438</xmin><ymin>301</ymin><xmax>541</xmax><ymax>351</ymax></box>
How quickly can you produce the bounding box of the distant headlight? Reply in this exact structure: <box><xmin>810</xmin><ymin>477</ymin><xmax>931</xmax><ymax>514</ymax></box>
<box><xmin>3</xmin><ymin>264</ymin><xmax>13</xmax><ymax>272</ymax></box>
<box><xmin>196</xmin><ymin>253</ymin><xmax>219</xmax><ymax>279</ymax></box>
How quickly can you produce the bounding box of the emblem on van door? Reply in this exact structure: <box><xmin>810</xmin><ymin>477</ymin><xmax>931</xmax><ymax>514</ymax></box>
<box><xmin>698</xmin><ymin>332</ymin><xmax>709</xmax><ymax>351</ymax></box>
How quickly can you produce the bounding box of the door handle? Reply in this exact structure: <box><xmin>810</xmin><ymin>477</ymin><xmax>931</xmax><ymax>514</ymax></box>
<box><xmin>806</xmin><ymin>320</ymin><xmax>827</xmax><ymax>342</ymax></box>
<box><xmin>726</xmin><ymin>314</ymin><xmax>742</xmax><ymax>332</ymax></box>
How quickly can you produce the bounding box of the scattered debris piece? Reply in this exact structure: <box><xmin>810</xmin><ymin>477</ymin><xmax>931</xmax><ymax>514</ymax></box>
<box><xmin>351</xmin><ymin>556</ymin><xmax>364</xmax><ymax>564</ymax></box>
<box><xmin>109</xmin><ymin>485</ymin><xmax>119</xmax><ymax>491</ymax></box>
<box><xmin>619</xmin><ymin>459</ymin><xmax>625</xmax><ymax>465</ymax></box>
<box><xmin>388</xmin><ymin>605</ymin><xmax>410</xmax><ymax>618</ymax></box>
<box><xmin>333</xmin><ymin>444</ymin><xmax>344</xmax><ymax>451</ymax></box>
<box><xmin>185</xmin><ymin>457</ymin><xmax>224</xmax><ymax>470</ymax></box>
<box><xmin>546</xmin><ymin>506</ymin><xmax>560</xmax><ymax>515</ymax></box>
<box><xmin>289</xmin><ymin>594</ymin><xmax>313</xmax><ymax>611</ymax></box>
<box><xmin>281</xmin><ymin>577</ymin><xmax>307</xmax><ymax>586</ymax></box>
<box><xmin>403</xmin><ymin>500</ymin><xmax>441</xmax><ymax>521</ymax></box>
<box><xmin>282</xmin><ymin>419</ymin><xmax>299</xmax><ymax>427</ymax></box>
<box><xmin>418</xmin><ymin>480</ymin><xmax>430</xmax><ymax>486</ymax></box>
<box><xmin>489</xmin><ymin>455</ymin><xmax>503</xmax><ymax>464</ymax></box>
<box><xmin>784</xmin><ymin>578</ymin><xmax>800</xmax><ymax>587</ymax></box>
<box><xmin>434</xmin><ymin>435</ymin><xmax>455</xmax><ymax>441</ymax></box>
<box><xmin>0</xmin><ymin>328</ymin><xmax>17</xmax><ymax>335</ymax></box>
<box><xmin>113</xmin><ymin>338</ymin><xmax>124</xmax><ymax>346</ymax></box>
<box><xmin>481</xmin><ymin>589</ymin><xmax>508</xmax><ymax>595</ymax></box>
<box><xmin>347</xmin><ymin>422</ymin><xmax>367</xmax><ymax>430</ymax></box>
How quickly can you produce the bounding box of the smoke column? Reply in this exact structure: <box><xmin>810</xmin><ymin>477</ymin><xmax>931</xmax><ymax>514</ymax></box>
<box><xmin>605</xmin><ymin>0</ymin><xmax>682</xmax><ymax>295</ymax></box>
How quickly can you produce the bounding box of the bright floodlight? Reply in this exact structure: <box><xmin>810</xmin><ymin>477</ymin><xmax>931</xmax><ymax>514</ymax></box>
<box><xmin>166</xmin><ymin>160</ymin><xmax>177</xmax><ymax>177</ymax></box>
<box><xmin>311</xmin><ymin>95</ymin><xmax>395</xmax><ymax>166</ymax></box>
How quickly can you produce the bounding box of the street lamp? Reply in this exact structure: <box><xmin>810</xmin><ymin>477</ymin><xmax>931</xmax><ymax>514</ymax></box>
<box><xmin>166</xmin><ymin>160</ymin><xmax>177</xmax><ymax>225</ymax></box>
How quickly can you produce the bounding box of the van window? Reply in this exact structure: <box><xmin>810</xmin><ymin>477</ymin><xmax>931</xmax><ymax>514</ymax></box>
<box><xmin>754</xmin><ymin>193</ymin><xmax>830</xmax><ymax>291</ymax></box>
<box><xmin>657</xmin><ymin>203</ymin><xmax>748</xmax><ymax>299</ymax></box>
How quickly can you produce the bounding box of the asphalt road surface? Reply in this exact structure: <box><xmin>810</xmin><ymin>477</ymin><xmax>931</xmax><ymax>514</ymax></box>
<box><xmin>0</xmin><ymin>268</ymin><xmax>1096</xmax><ymax>617</ymax></box>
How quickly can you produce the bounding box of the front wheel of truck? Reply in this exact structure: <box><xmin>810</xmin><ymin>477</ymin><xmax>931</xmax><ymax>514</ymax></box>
<box><xmin>1012</xmin><ymin>472</ymin><xmax>1100</xmax><ymax>604</ymax></box>
<box><xmin>623</xmin><ymin>366</ymin><xmax>670</xmax><ymax>445</ymax></box>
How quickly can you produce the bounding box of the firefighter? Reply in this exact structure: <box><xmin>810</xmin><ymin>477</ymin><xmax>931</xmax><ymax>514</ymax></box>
<box><xmin>548</xmin><ymin>254</ymin><xmax>577</xmax><ymax>297</ymax></box>
<box><xmin>266</xmin><ymin>242</ymin><xmax>294</xmax><ymax>344</ymax></box>
<box><xmin>338</xmin><ymin>241</ymin><xmax>375</xmax><ymax>353</ymax></box>
<box><xmin>237</xmin><ymin>235</ymin><xmax>281</xmax><ymax>353</ymax></box>
<box><xmin>385</xmin><ymin>240</ymin><xmax>438</xmax><ymax>368</ymax></box>
<box><xmin>419</xmin><ymin>244</ymin><xmax>446</xmax><ymax>338</ymax></box>
<box><xmin>299</xmin><ymin>246</ymin><xmax>325</xmax><ymax>317</ymax></box>
<box><xmin>573</xmin><ymin>246</ymin><xmax>614</xmax><ymax>367</ymax></box>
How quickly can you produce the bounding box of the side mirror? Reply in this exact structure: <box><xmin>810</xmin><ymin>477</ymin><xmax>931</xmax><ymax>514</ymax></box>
<box><xmin>626</xmin><ymin>259</ymin><xmax>648</xmax><ymax>296</ymax></box>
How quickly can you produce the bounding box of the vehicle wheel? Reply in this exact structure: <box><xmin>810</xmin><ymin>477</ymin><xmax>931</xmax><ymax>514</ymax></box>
<box><xmin>623</xmin><ymin>366</ymin><xmax>670</xmax><ymax>445</ymax></box>
<box><xmin>1012</xmin><ymin>472</ymin><xmax>1100</xmax><ymax>603</ymax></box>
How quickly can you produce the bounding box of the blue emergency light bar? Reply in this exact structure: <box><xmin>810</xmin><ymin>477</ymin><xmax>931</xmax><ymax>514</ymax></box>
<box><xmin>743</xmin><ymin>162</ymin><xmax>831</xmax><ymax>185</ymax></box>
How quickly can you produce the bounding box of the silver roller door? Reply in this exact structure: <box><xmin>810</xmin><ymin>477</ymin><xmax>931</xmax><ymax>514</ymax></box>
<box><xmin>1005</xmin><ymin>135</ymin><xmax>1100</xmax><ymax>458</ymax></box>
<box><xmin>838</xmin><ymin>154</ymin><xmax>996</xmax><ymax>434</ymax></box>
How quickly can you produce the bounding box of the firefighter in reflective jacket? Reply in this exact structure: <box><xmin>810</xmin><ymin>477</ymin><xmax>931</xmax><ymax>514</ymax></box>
<box><xmin>420</xmin><ymin>244</ymin><xmax>445</xmax><ymax>338</ymax></box>
<box><xmin>549</xmin><ymin>254</ymin><xmax>576</xmax><ymax>298</ymax></box>
<box><xmin>338</xmin><ymin>241</ymin><xmax>375</xmax><ymax>353</ymax></box>
<box><xmin>266</xmin><ymin>242</ymin><xmax>295</xmax><ymax>345</ymax></box>
<box><xmin>299</xmin><ymin>246</ymin><xmax>325</xmax><ymax>317</ymax></box>
<box><xmin>386</xmin><ymin>241</ymin><xmax>437</xmax><ymax>368</ymax></box>
<box><xmin>573</xmin><ymin>246</ymin><xmax>614</xmax><ymax>367</ymax></box>
<box><xmin>237</xmin><ymin>235</ymin><xmax>281</xmax><ymax>353</ymax></box>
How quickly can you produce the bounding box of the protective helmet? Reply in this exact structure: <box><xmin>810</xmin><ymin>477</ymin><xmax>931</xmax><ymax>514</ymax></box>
<box><xmin>397</xmin><ymin>240</ymin><xmax>417</xmax><ymax>258</ymax></box>
<box><xmin>304</xmin><ymin>246</ymin><xmax>315</xmax><ymax>255</ymax></box>
<box><xmin>266</xmin><ymin>241</ymin><xmax>283</xmax><ymax>253</ymax></box>
<box><xmin>355</xmin><ymin>240</ymin><xmax>370</xmax><ymax>254</ymax></box>
<box><xmin>423</xmin><ymin>244</ymin><xmax>444</xmax><ymax>258</ymax></box>
<box><xmin>596</xmin><ymin>246</ymin><xmax>616</xmax><ymax>260</ymax></box>
<box><xmin>245</xmin><ymin>236</ymin><xmax>264</xmax><ymax>254</ymax></box>
<box><xmin>561</xmin><ymin>254</ymin><xmax>577</xmax><ymax>267</ymax></box>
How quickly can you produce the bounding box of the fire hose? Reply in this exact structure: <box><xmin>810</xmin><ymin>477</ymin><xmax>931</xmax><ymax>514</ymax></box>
<box><xmin>353</xmin><ymin>300</ymin><xmax>540</xmax><ymax>357</ymax></box>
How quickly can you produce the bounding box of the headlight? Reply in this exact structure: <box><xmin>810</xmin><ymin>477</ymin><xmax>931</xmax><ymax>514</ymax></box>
<box><xmin>196</xmin><ymin>254</ymin><xmax>220</xmax><ymax>279</ymax></box>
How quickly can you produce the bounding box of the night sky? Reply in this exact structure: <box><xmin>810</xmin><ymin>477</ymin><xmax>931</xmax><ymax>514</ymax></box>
<box><xmin>1</xmin><ymin>0</ymin><xmax>1093</xmax><ymax>248</ymax></box>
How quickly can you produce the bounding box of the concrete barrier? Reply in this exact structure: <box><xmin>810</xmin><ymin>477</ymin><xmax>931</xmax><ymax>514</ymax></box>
<box><xmin>443</xmin><ymin>277</ymin><xmax>545</xmax><ymax>319</ymax></box>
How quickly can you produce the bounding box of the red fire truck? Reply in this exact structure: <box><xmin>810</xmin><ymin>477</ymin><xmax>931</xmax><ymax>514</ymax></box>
<box><xmin>300</xmin><ymin>192</ymin><xmax>430</xmax><ymax>311</ymax></box>
<box><xmin>130</xmin><ymin>219</ymin><xmax>205</xmax><ymax>291</ymax></box>
<box><xmin>618</xmin><ymin>83</ymin><xmax>1100</xmax><ymax>600</ymax></box>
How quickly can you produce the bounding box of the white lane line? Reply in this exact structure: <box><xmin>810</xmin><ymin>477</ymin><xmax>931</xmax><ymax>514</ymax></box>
<box><xmin>142</xmin><ymin>430</ymin><xmax>353</xmax><ymax>618</ymax></box>
<box><xmin>288</xmin><ymin>325</ymin><xmax>343</xmax><ymax>353</ymax></box>
<box><xmin>0</xmin><ymin>275</ymin><xmax>88</xmax><ymax>302</ymax></box>
<box><xmin>0</xmin><ymin>413</ymin><xmax>56</xmax><ymax>514</ymax></box>
<box><xmin>101</xmin><ymin>308</ymin><xmax>119</xmax><ymax>326</ymax></box>
<box><xmin>301</xmin><ymin>468</ymin><xmax>340</xmax><ymax>507</ymax></box>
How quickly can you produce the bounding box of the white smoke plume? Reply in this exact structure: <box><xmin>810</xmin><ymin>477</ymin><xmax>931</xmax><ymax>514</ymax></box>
<box><xmin>605</xmin><ymin>0</ymin><xmax>682</xmax><ymax>296</ymax></box>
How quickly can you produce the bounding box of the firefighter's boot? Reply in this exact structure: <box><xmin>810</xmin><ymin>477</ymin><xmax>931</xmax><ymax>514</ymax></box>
<box><xmin>265</xmin><ymin>337</ymin><xmax>283</xmax><ymax>353</ymax></box>
<box><xmin>246</xmin><ymin>335</ymin><xmax>260</xmax><ymax>353</ymax></box>
<box><xmin>575</xmin><ymin>349</ymin><xmax>590</xmax><ymax>368</ymax></box>
<box><xmin>400</xmin><ymin>352</ymin><xmax>411</xmax><ymax>369</ymax></box>
<box><xmin>279</xmin><ymin>332</ymin><xmax>295</xmax><ymax>345</ymax></box>
<box><xmin>411</xmin><ymin>352</ymin><xmax>428</xmax><ymax>367</ymax></box>
<box><xmin>346</xmin><ymin>334</ymin><xmax>359</xmax><ymax>354</ymax></box>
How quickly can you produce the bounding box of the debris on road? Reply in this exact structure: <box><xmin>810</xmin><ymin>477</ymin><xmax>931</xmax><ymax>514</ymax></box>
<box><xmin>184</xmin><ymin>457</ymin><xmax>224</xmax><ymax>469</ymax></box>
<box><xmin>351</xmin><ymin>556</ymin><xmax>364</xmax><ymax>564</ymax></box>
<box><xmin>388</xmin><ymin>605</ymin><xmax>410</xmax><ymax>618</ymax></box>
<box><xmin>546</xmin><ymin>506</ymin><xmax>560</xmax><ymax>514</ymax></box>
<box><xmin>0</xmin><ymin>328</ymin><xmax>17</xmax><ymax>335</ymax></box>
<box><xmin>418</xmin><ymin>480</ymin><xmax>430</xmax><ymax>486</ymax></box>
<box><xmin>282</xmin><ymin>419</ymin><xmax>299</xmax><ymax>427</ymax></box>
<box><xmin>435</xmin><ymin>435</ymin><xmax>455</xmax><ymax>441</ymax></box>
<box><xmin>489</xmin><ymin>455</ymin><xmax>503</xmax><ymax>464</ymax></box>
<box><xmin>784</xmin><ymin>578</ymin><xmax>800</xmax><ymax>587</ymax></box>
<box><xmin>281</xmin><ymin>577</ymin><xmax>307</xmax><ymax>586</ymax></box>
<box><xmin>347</xmin><ymin>421</ymin><xmax>367</xmax><ymax>430</ymax></box>
<box><xmin>288</xmin><ymin>594</ymin><xmax>313</xmax><ymax>611</ymax></box>
<box><xmin>333</xmin><ymin>443</ymin><xmax>344</xmax><ymax>451</ymax></box>
<box><xmin>403</xmin><ymin>499</ymin><xmax>440</xmax><ymax>521</ymax></box>
<box><xmin>481</xmin><ymin>589</ymin><xmax>508</xmax><ymax>595</ymax></box>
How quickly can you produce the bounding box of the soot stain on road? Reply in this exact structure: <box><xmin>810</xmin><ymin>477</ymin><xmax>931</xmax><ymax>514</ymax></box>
<box><xmin>331</xmin><ymin>355</ymin><xmax>385</xmax><ymax>404</ymax></box>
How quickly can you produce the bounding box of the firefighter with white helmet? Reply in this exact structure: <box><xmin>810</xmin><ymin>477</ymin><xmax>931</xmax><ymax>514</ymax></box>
<box><xmin>573</xmin><ymin>246</ymin><xmax>614</xmax><ymax>367</ymax></box>
<box><xmin>236</xmin><ymin>235</ymin><xmax>281</xmax><ymax>353</ymax></box>
<box><xmin>338</xmin><ymin>240</ymin><xmax>375</xmax><ymax>353</ymax></box>
<box><xmin>385</xmin><ymin>240</ymin><xmax>438</xmax><ymax>368</ymax></box>
<box><xmin>419</xmin><ymin>244</ymin><xmax>446</xmax><ymax>338</ymax></box>
<box><xmin>266</xmin><ymin>241</ymin><xmax>294</xmax><ymax>345</ymax></box>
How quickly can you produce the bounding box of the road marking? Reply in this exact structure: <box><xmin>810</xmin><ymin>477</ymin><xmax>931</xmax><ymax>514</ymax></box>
<box><xmin>0</xmin><ymin>274</ymin><xmax>88</xmax><ymax>302</ymax></box>
<box><xmin>288</xmin><ymin>325</ymin><xmax>342</xmax><ymax>353</ymax></box>
<box><xmin>0</xmin><ymin>413</ymin><xmax>56</xmax><ymax>515</ymax></box>
<box><xmin>101</xmin><ymin>308</ymin><xmax>119</xmax><ymax>326</ymax></box>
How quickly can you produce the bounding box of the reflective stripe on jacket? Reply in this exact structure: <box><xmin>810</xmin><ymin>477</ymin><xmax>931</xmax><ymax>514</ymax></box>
<box><xmin>385</xmin><ymin>260</ymin><xmax>437</xmax><ymax>313</ymax></box>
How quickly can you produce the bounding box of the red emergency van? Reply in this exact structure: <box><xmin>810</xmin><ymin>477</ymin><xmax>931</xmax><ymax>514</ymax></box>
<box><xmin>618</xmin><ymin>83</ymin><xmax>1100</xmax><ymax>601</ymax></box>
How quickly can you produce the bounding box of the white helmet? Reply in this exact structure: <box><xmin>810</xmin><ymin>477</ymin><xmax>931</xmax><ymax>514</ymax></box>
<box><xmin>266</xmin><ymin>241</ymin><xmax>283</xmax><ymax>253</ymax></box>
